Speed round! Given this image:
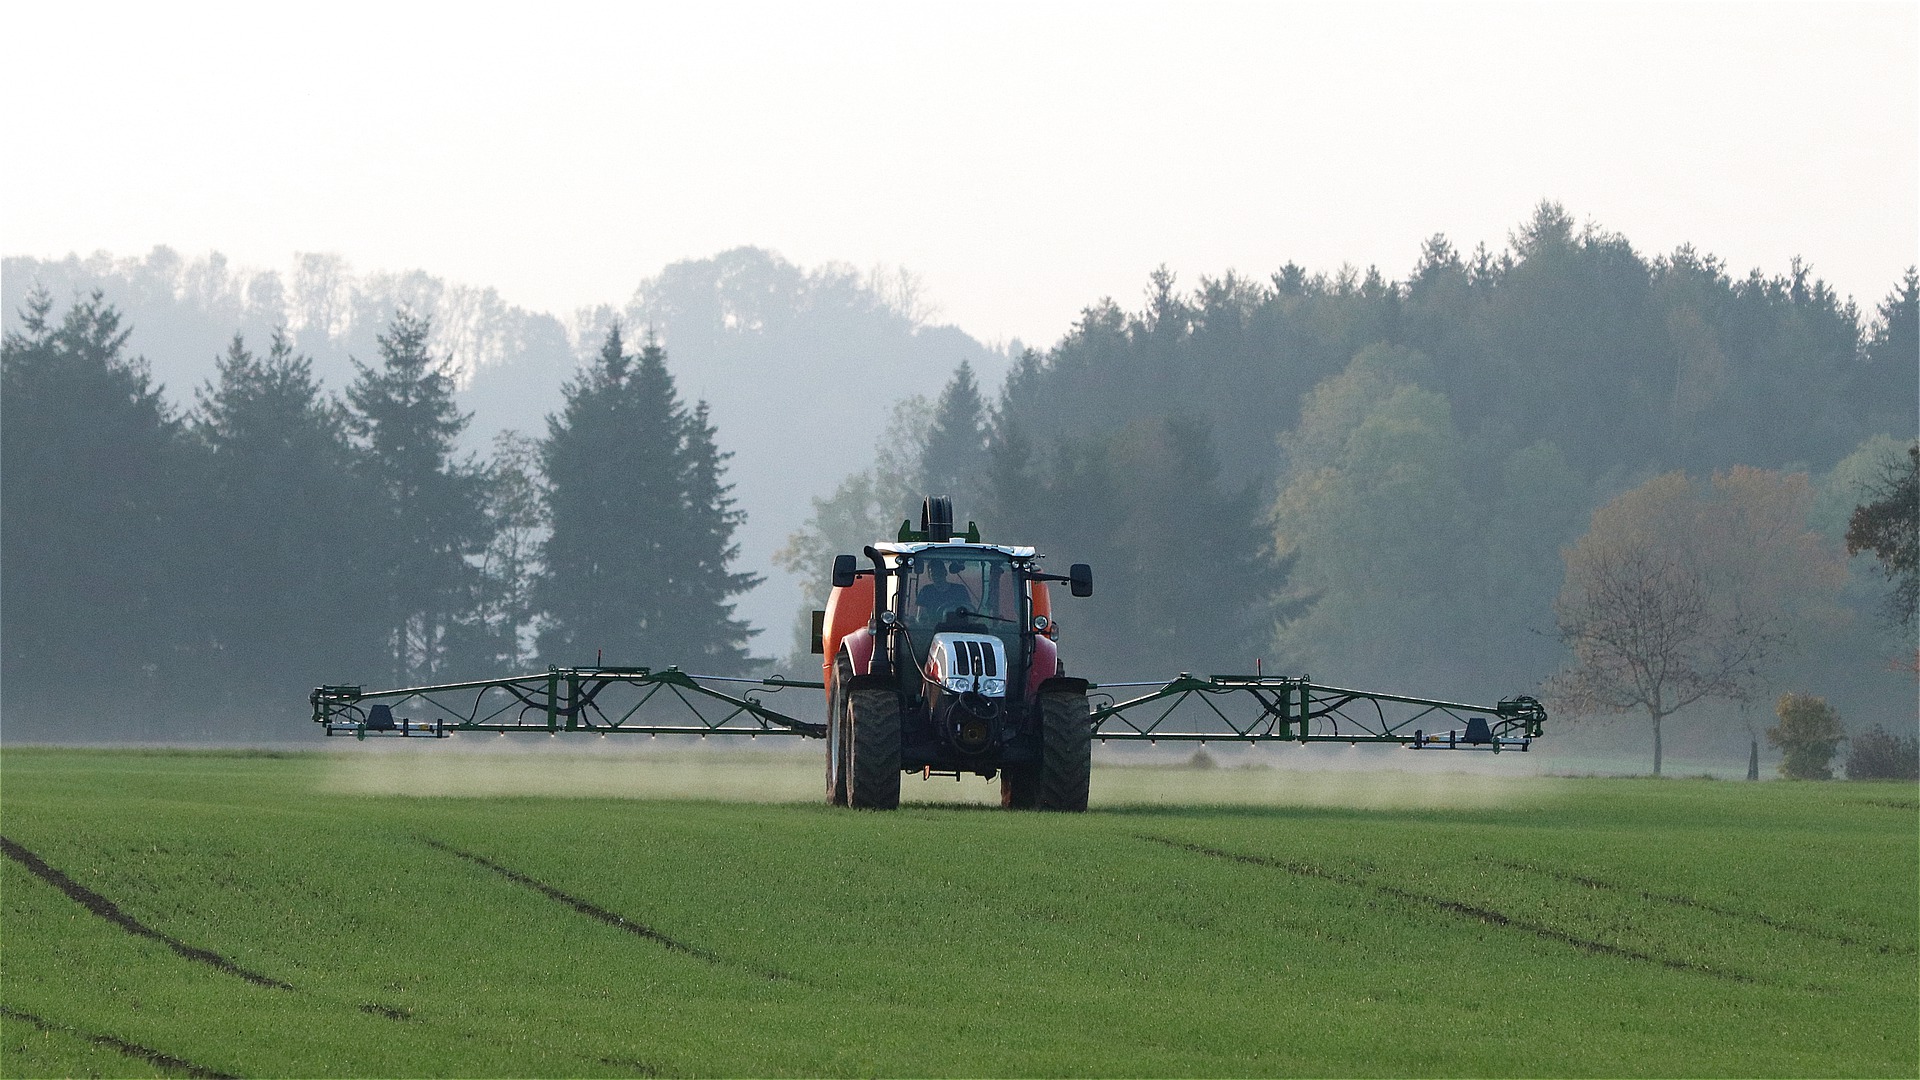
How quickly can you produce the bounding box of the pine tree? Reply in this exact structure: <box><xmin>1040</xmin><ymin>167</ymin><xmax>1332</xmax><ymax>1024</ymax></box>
<box><xmin>345</xmin><ymin>309</ymin><xmax>487</xmax><ymax>683</ymax></box>
<box><xmin>920</xmin><ymin>360</ymin><xmax>990</xmax><ymax>516</ymax></box>
<box><xmin>537</xmin><ymin>329</ymin><xmax>759</xmax><ymax>672</ymax></box>
<box><xmin>195</xmin><ymin>330</ymin><xmax>379</xmax><ymax>702</ymax></box>
<box><xmin>1</xmin><ymin>289</ymin><xmax>201</xmax><ymax>719</ymax></box>
<box><xmin>668</xmin><ymin>400</ymin><xmax>762</xmax><ymax>670</ymax></box>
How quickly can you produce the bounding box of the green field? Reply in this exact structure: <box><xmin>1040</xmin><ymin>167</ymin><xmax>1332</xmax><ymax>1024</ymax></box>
<box><xmin>2</xmin><ymin>747</ymin><xmax>1914</xmax><ymax>1078</ymax></box>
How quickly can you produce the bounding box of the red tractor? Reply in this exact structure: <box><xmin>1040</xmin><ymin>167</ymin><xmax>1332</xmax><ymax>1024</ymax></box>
<box><xmin>815</xmin><ymin>496</ymin><xmax>1095</xmax><ymax>810</ymax></box>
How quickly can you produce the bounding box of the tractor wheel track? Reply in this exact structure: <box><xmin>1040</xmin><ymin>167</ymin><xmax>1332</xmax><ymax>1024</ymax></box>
<box><xmin>422</xmin><ymin>838</ymin><xmax>791</xmax><ymax>981</ymax></box>
<box><xmin>1142</xmin><ymin>835</ymin><xmax>1759</xmax><ymax>983</ymax></box>
<box><xmin>0</xmin><ymin>835</ymin><xmax>292</xmax><ymax>990</ymax></box>
<box><xmin>0</xmin><ymin>1004</ymin><xmax>239</xmax><ymax>1079</ymax></box>
<box><xmin>1486</xmin><ymin>856</ymin><xmax>1917</xmax><ymax>956</ymax></box>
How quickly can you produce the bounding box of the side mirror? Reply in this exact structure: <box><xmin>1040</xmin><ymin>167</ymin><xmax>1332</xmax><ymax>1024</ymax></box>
<box><xmin>831</xmin><ymin>554</ymin><xmax>857</xmax><ymax>589</ymax></box>
<box><xmin>1068</xmin><ymin>563</ymin><xmax>1093</xmax><ymax>598</ymax></box>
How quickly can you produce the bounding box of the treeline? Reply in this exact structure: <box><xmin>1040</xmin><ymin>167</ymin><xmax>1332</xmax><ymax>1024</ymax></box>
<box><xmin>783</xmin><ymin>204</ymin><xmax>1917</xmax><ymax>750</ymax></box>
<box><xmin>5</xmin><ymin>203</ymin><xmax>1913</xmax><ymax>753</ymax></box>
<box><xmin>2</xmin><ymin>246</ymin><xmax>1003</xmax><ymax>639</ymax></box>
<box><xmin>1</xmin><ymin>293</ymin><xmax>755</xmax><ymax>740</ymax></box>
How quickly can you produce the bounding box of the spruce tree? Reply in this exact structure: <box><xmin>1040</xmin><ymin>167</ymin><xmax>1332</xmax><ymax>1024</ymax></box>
<box><xmin>1</xmin><ymin>289</ymin><xmax>201</xmax><ymax>719</ymax></box>
<box><xmin>345</xmin><ymin>310</ymin><xmax>487</xmax><ymax>683</ymax></box>
<box><xmin>920</xmin><ymin>359</ymin><xmax>990</xmax><ymax>515</ymax></box>
<box><xmin>669</xmin><ymin>400</ymin><xmax>762</xmax><ymax>670</ymax></box>
<box><xmin>537</xmin><ymin>330</ymin><xmax>759</xmax><ymax>672</ymax></box>
<box><xmin>196</xmin><ymin>330</ymin><xmax>378</xmax><ymax>701</ymax></box>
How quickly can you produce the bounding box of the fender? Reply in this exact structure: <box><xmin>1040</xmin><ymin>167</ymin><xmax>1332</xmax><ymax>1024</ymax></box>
<box><xmin>835</xmin><ymin>628</ymin><xmax>876</xmax><ymax>689</ymax></box>
<box><xmin>821</xmin><ymin>575</ymin><xmax>876</xmax><ymax>691</ymax></box>
<box><xmin>1026</xmin><ymin>634</ymin><xmax>1060</xmax><ymax>700</ymax></box>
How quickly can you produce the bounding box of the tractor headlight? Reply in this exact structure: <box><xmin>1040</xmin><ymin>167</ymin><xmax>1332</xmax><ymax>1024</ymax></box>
<box><xmin>1032</xmin><ymin>615</ymin><xmax>1050</xmax><ymax>632</ymax></box>
<box><xmin>978</xmin><ymin>677</ymin><xmax>1007</xmax><ymax>698</ymax></box>
<box><xmin>944</xmin><ymin>675</ymin><xmax>971</xmax><ymax>694</ymax></box>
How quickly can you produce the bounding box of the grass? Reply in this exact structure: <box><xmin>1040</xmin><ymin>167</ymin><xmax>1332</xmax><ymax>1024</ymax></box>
<box><xmin>1</xmin><ymin>746</ymin><xmax>1914</xmax><ymax>1077</ymax></box>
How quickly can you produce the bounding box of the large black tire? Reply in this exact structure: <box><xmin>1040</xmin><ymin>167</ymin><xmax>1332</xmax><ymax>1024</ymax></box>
<box><xmin>847</xmin><ymin>684</ymin><xmax>901</xmax><ymax>810</ymax></box>
<box><xmin>825</xmin><ymin>663</ymin><xmax>849</xmax><ymax>806</ymax></box>
<box><xmin>1036</xmin><ymin>690</ymin><xmax>1091</xmax><ymax>812</ymax></box>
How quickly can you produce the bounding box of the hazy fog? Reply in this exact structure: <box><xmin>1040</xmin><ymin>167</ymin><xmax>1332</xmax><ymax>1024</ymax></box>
<box><xmin>2</xmin><ymin>4</ymin><xmax>1913</xmax><ymax>345</ymax></box>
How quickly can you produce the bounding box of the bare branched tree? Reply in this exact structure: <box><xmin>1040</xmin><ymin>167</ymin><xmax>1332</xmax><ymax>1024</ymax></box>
<box><xmin>1547</xmin><ymin>470</ymin><xmax>1842</xmax><ymax>775</ymax></box>
<box><xmin>1549</xmin><ymin>546</ymin><xmax>1781</xmax><ymax>776</ymax></box>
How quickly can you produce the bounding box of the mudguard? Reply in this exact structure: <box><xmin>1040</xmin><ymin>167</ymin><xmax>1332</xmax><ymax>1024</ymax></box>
<box><xmin>1026</xmin><ymin>635</ymin><xmax>1061</xmax><ymax>700</ymax></box>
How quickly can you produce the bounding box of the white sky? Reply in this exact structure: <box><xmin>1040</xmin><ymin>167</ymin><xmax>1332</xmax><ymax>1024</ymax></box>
<box><xmin>2</xmin><ymin>2</ymin><xmax>1915</xmax><ymax>345</ymax></box>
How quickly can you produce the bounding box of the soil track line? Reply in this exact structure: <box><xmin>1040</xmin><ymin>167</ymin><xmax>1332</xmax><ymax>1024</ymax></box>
<box><xmin>421</xmin><ymin>838</ymin><xmax>791</xmax><ymax>981</ymax></box>
<box><xmin>1140</xmin><ymin>835</ymin><xmax>1756</xmax><ymax>983</ymax></box>
<box><xmin>1488</xmin><ymin>857</ymin><xmax>1916</xmax><ymax>956</ymax></box>
<box><xmin>0</xmin><ymin>836</ymin><xmax>293</xmax><ymax>990</ymax></box>
<box><xmin>0</xmin><ymin>1004</ymin><xmax>239</xmax><ymax>1079</ymax></box>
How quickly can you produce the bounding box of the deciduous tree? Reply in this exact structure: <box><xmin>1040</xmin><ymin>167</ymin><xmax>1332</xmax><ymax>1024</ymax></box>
<box><xmin>1549</xmin><ymin>470</ymin><xmax>1844</xmax><ymax>774</ymax></box>
<box><xmin>1844</xmin><ymin>724</ymin><xmax>1919</xmax><ymax>781</ymax></box>
<box><xmin>1845</xmin><ymin>442</ymin><xmax>1919</xmax><ymax>639</ymax></box>
<box><xmin>474</xmin><ymin>430</ymin><xmax>546</xmax><ymax>668</ymax></box>
<box><xmin>1767</xmin><ymin>693</ymin><xmax>1847</xmax><ymax>780</ymax></box>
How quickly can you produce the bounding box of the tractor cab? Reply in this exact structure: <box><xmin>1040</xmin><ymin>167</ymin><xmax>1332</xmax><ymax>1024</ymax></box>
<box><xmin>885</xmin><ymin>542</ymin><xmax>1031</xmax><ymax>699</ymax></box>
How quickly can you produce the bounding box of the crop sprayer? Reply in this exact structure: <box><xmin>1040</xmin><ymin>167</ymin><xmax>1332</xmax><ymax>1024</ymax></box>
<box><xmin>311</xmin><ymin>497</ymin><xmax>1546</xmax><ymax>810</ymax></box>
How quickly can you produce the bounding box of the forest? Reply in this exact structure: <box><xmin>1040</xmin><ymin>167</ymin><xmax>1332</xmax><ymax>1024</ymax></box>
<box><xmin>3</xmin><ymin>203</ymin><xmax>1914</xmax><ymax>768</ymax></box>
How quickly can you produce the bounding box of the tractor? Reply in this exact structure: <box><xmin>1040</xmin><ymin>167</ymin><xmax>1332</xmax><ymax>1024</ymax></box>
<box><xmin>816</xmin><ymin>496</ymin><xmax>1095</xmax><ymax>810</ymax></box>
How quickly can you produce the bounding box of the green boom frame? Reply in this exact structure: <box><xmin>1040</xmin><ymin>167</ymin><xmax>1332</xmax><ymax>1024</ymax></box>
<box><xmin>312</xmin><ymin>667</ymin><xmax>1542</xmax><ymax>751</ymax></box>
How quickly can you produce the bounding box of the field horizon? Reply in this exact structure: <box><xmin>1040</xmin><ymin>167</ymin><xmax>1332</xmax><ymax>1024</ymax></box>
<box><xmin>2</xmin><ymin>747</ymin><xmax>1914</xmax><ymax>1077</ymax></box>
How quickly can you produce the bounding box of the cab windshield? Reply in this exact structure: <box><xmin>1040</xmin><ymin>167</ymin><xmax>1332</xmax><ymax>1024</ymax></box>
<box><xmin>897</xmin><ymin>549</ymin><xmax>1023</xmax><ymax>668</ymax></box>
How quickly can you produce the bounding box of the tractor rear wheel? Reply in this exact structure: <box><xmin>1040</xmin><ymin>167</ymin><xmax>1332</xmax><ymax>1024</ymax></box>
<box><xmin>1037</xmin><ymin>689</ymin><xmax>1091</xmax><ymax>812</ymax></box>
<box><xmin>825</xmin><ymin>663</ymin><xmax>850</xmax><ymax>806</ymax></box>
<box><xmin>847</xmin><ymin>684</ymin><xmax>901</xmax><ymax>810</ymax></box>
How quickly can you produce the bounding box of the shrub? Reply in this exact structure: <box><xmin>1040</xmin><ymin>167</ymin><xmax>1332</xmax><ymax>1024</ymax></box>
<box><xmin>1845</xmin><ymin>725</ymin><xmax>1920</xmax><ymax>781</ymax></box>
<box><xmin>1767</xmin><ymin>693</ymin><xmax>1847</xmax><ymax>780</ymax></box>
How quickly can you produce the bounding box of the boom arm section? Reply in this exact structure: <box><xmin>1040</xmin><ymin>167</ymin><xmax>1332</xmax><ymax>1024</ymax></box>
<box><xmin>311</xmin><ymin>666</ymin><xmax>825</xmax><ymax>740</ymax></box>
<box><xmin>1089</xmin><ymin>674</ymin><xmax>1544</xmax><ymax>751</ymax></box>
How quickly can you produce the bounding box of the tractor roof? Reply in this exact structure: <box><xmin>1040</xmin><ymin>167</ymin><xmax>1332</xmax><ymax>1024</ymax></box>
<box><xmin>875</xmin><ymin>542</ymin><xmax>1037</xmax><ymax>559</ymax></box>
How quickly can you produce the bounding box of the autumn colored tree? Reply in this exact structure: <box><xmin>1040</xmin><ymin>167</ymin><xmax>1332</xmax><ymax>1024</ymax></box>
<box><xmin>1767</xmin><ymin>693</ymin><xmax>1847</xmax><ymax>780</ymax></box>
<box><xmin>1549</xmin><ymin>470</ymin><xmax>1846</xmax><ymax>774</ymax></box>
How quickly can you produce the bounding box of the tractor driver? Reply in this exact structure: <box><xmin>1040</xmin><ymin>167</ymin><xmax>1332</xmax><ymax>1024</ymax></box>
<box><xmin>915</xmin><ymin>560</ymin><xmax>973</xmax><ymax>625</ymax></box>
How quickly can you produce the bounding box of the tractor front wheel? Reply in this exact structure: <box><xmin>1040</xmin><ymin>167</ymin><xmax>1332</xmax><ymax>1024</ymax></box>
<box><xmin>847</xmin><ymin>684</ymin><xmax>901</xmax><ymax>810</ymax></box>
<box><xmin>1037</xmin><ymin>689</ymin><xmax>1091</xmax><ymax>812</ymax></box>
